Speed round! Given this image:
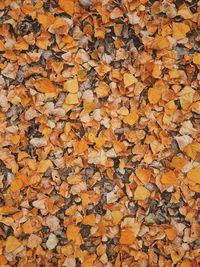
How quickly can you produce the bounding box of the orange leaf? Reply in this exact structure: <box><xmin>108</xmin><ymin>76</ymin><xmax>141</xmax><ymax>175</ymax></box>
<box><xmin>148</xmin><ymin>86</ymin><xmax>161</xmax><ymax>104</ymax></box>
<box><xmin>82</xmin><ymin>255</ymin><xmax>96</xmax><ymax>267</ymax></box>
<box><xmin>35</xmin><ymin>78</ymin><xmax>57</xmax><ymax>94</ymax></box>
<box><xmin>74</xmin><ymin>140</ymin><xmax>88</xmax><ymax>154</ymax></box>
<box><xmin>0</xmin><ymin>255</ymin><xmax>7</xmax><ymax>265</ymax></box>
<box><xmin>193</xmin><ymin>53</ymin><xmax>200</xmax><ymax>65</ymax></box>
<box><xmin>22</xmin><ymin>219</ymin><xmax>33</xmax><ymax>234</ymax></box>
<box><xmin>153</xmin><ymin>35</ymin><xmax>170</xmax><ymax>50</ymax></box>
<box><xmin>66</xmin><ymin>225</ymin><xmax>80</xmax><ymax>241</ymax></box>
<box><xmin>179</xmin><ymin>259</ymin><xmax>193</xmax><ymax>267</ymax></box>
<box><xmin>82</xmin><ymin>214</ymin><xmax>96</xmax><ymax>226</ymax></box>
<box><xmin>135</xmin><ymin>168</ymin><xmax>151</xmax><ymax>184</ymax></box>
<box><xmin>123</xmin><ymin>112</ymin><xmax>138</xmax><ymax>125</ymax></box>
<box><xmin>119</xmin><ymin>229</ymin><xmax>135</xmax><ymax>245</ymax></box>
<box><xmin>10</xmin><ymin>172</ymin><xmax>29</xmax><ymax>192</ymax></box>
<box><xmin>170</xmin><ymin>156</ymin><xmax>188</xmax><ymax>170</ymax></box>
<box><xmin>113</xmin><ymin>140</ymin><xmax>126</xmax><ymax>153</ymax></box>
<box><xmin>187</xmin><ymin>166</ymin><xmax>200</xmax><ymax>184</ymax></box>
<box><xmin>172</xmin><ymin>22</ymin><xmax>190</xmax><ymax>40</ymax></box>
<box><xmin>37</xmin><ymin>13</ymin><xmax>55</xmax><ymax>30</ymax></box>
<box><xmin>161</xmin><ymin>171</ymin><xmax>177</xmax><ymax>185</ymax></box>
<box><xmin>165</xmin><ymin>228</ymin><xmax>177</xmax><ymax>241</ymax></box>
<box><xmin>59</xmin><ymin>0</ymin><xmax>74</xmax><ymax>16</ymax></box>
<box><xmin>0</xmin><ymin>206</ymin><xmax>19</xmax><ymax>215</ymax></box>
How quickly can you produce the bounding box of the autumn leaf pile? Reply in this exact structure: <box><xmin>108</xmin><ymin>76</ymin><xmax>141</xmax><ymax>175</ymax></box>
<box><xmin>0</xmin><ymin>0</ymin><xmax>199</xmax><ymax>266</ymax></box>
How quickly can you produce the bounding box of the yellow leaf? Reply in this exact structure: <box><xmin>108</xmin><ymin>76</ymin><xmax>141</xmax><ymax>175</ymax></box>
<box><xmin>178</xmin><ymin>4</ymin><xmax>193</xmax><ymax>19</ymax></box>
<box><xmin>74</xmin><ymin>140</ymin><xmax>88</xmax><ymax>154</ymax></box>
<box><xmin>64</xmin><ymin>78</ymin><xmax>79</xmax><ymax>93</ymax></box>
<box><xmin>169</xmin><ymin>69</ymin><xmax>181</xmax><ymax>79</ymax></box>
<box><xmin>193</xmin><ymin>53</ymin><xmax>200</xmax><ymax>65</ymax></box>
<box><xmin>123</xmin><ymin>112</ymin><xmax>138</xmax><ymax>125</ymax></box>
<box><xmin>165</xmin><ymin>228</ymin><xmax>177</xmax><ymax>241</ymax></box>
<box><xmin>15</xmin><ymin>39</ymin><xmax>29</xmax><ymax>50</ymax></box>
<box><xmin>64</xmin><ymin>122</ymin><xmax>72</xmax><ymax>135</ymax></box>
<box><xmin>172</xmin><ymin>22</ymin><xmax>190</xmax><ymax>40</ymax></box>
<box><xmin>123</xmin><ymin>73</ymin><xmax>137</xmax><ymax>87</ymax></box>
<box><xmin>65</xmin><ymin>93</ymin><xmax>79</xmax><ymax>104</ymax></box>
<box><xmin>5</xmin><ymin>236</ymin><xmax>22</xmax><ymax>253</ymax></box>
<box><xmin>66</xmin><ymin>225</ymin><xmax>80</xmax><ymax>241</ymax></box>
<box><xmin>171</xmin><ymin>250</ymin><xmax>184</xmax><ymax>264</ymax></box>
<box><xmin>152</xmin><ymin>64</ymin><xmax>161</xmax><ymax>78</ymax></box>
<box><xmin>119</xmin><ymin>229</ymin><xmax>135</xmax><ymax>244</ymax></box>
<box><xmin>59</xmin><ymin>0</ymin><xmax>74</xmax><ymax>16</ymax></box>
<box><xmin>148</xmin><ymin>87</ymin><xmax>161</xmax><ymax>104</ymax></box>
<box><xmin>95</xmin><ymin>82</ymin><xmax>110</xmax><ymax>98</ymax></box>
<box><xmin>35</xmin><ymin>78</ymin><xmax>57</xmax><ymax>93</ymax></box>
<box><xmin>82</xmin><ymin>214</ymin><xmax>96</xmax><ymax>226</ymax></box>
<box><xmin>94</xmin><ymin>137</ymin><xmax>105</xmax><ymax>149</ymax></box>
<box><xmin>183</xmin><ymin>142</ymin><xmax>200</xmax><ymax>160</ymax></box>
<box><xmin>134</xmin><ymin>186</ymin><xmax>150</xmax><ymax>201</ymax></box>
<box><xmin>11</xmin><ymin>134</ymin><xmax>20</xmax><ymax>145</ymax></box>
<box><xmin>161</xmin><ymin>171</ymin><xmax>177</xmax><ymax>185</ymax></box>
<box><xmin>37</xmin><ymin>160</ymin><xmax>53</xmax><ymax>173</ymax></box>
<box><xmin>111</xmin><ymin>211</ymin><xmax>123</xmax><ymax>225</ymax></box>
<box><xmin>114</xmin><ymin>254</ymin><xmax>121</xmax><ymax>267</ymax></box>
<box><xmin>187</xmin><ymin>166</ymin><xmax>200</xmax><ymax>184</ymax></box>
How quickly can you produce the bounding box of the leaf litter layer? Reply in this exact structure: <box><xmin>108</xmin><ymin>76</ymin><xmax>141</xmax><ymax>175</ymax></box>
<box><xmin>0</xmin><ymin>0</ymin><xmax>199</xmax><ymax>266</ymax></box>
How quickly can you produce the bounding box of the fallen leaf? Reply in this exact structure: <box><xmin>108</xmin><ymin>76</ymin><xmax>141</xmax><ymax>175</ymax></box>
<box><xmin>59</xmin><ymin>0</ymin><xmax>74</xmax><ymax>16</ymax></box>
<box><xmin>135</xmin><ymin>168</ymin><xmax>151</xmax><ymax>184</ymax></box>
<box><xmin>112</xmin><ymin>211</ymin><xmax>123</xmax><ymax>225</ymax></box>
<box><xmin>134</xmin><ymin>186</ymin><xmax>150</xmax><ymax>201</ymax></box>
<box><xmin>22</xmin><ymin>219</ymin><xmax>33</xmax><ymax>234</ymax></box>
<box><xmin>66</xmin><ymin>225</ymin><xmax>80</xmax><ymax>241</ymax></box>
<box><xmin>123</xmin><ymin>73</ymin><xmax>137</xmax><ymax>87</ymax></box>
<box><xmin>82</xmin><ymin>214</ymin><xmax>96</xmax><ymax>226</ymax></box>
<box><xmin>148</xmin><ymin>87</ymin><xmax>161</xmax><ymax>104</ymax></box>
<box><xmin>187</xmin><ymin>166</ymin><xmax>200</xmax><ymax>184</ymax></box>
<box><xmin>179</xmin><ymin>259</ymin><xmax>193</xmax><ymax>267</ymax></box>
<box><xmin>0</xmin><ymin>206</ymin><xmax>19</xmax><ymax>215</ymax></box>
<box><xmin>161</xmin><ymin>171</ymin><xmax>177</xmax><ymax>185</ymax></box>
<box><xmin>119</xmin><ymin>229</ymin><xmax>135</xmax><ymax>244</ymax></box>
<box><xmin>65</xmin><ymin>93</ymin><xmax>79</xmax><ymax>104</ymax></box>
<box><xmin>172</xmin><ymin>22</ymin><xmax>190</xmax><ymax>40</ymax></box>
<box><xmin>5</xmin><ymin>236</ymin><xmax>22</xmax><ymax>253</ymax></box>
<box><xmin>37</xmin><ymin>160</ymin><xmax>53</xmax><ymax>173</ymax></box>
<box><xmin>123</xmin><ymin>112</ymin><xmax>138</xmax><ymax>125</ymax></box>
<box><xmin>64</xmin><ymin>78</ymin><xmax>79</xmax><ymax>93</ymax></box>
<box><xmin>74</xmin><ymin>140</ymin><xmax>88</xmax><ymax>154</ymax></box>
<box><xmin>165</xmin><ymin>228</ymin><xmax>177</xmax><ymax>241</ymax></box>
<box><xmin>35</xmin><ymin>78</ymin><xmax>57</xmax><ymax>94</ymax></box>
<box><xmin>193</xmin><ymin>53</ymin><xmax>200</xmax><ymax>65</ymax></box>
